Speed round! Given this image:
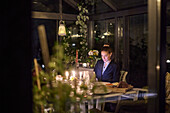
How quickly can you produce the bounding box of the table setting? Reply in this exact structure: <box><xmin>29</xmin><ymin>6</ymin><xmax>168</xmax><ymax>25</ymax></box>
<box><xmin>33</xmin><ymin>58</ymin><xmax>147</xmax><ymax>113</ymax></box>
<box><xmin>54</xmin><ymin>69</ymin><xmax>136</xmax><ymax>97</ymax></box>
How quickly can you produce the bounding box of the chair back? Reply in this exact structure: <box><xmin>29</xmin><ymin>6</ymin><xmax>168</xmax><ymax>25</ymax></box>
<box><xmin>119</xmin><ymin>71</ymin><xmax>128</xmax><ymax>82</ymax></box>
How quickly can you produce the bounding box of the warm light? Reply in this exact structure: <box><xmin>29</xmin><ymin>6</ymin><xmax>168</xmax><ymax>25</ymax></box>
<box><xmin>56</xmin><ymin>75</ymin><xmax>63</xmax><ymax>81</ymax></box>
<box><xmin>121</xmin><ymin>27</ymin><xmax>123</xmax><ymax>37</ymax></box>
<box><xmin>103</xmin><ymin>31</ymin><xmax>112</xmax><ymax>36</ymax></box>
<box><xmin>156</xmin><ymin>65</ymin><xmax>160</xmax><ymax>70</ymax></box>
<box><xmin>101</xmin><ymin>35</ymin><xmax>105</xmax><ymax>39</ymax></box>
<box><xmin>72</xmin><ymin>70</ymin><xmax>76</xmax><ymax>77</ymax></box>
<box><xmin>167</xmin><ymin>59</ymin><xmax>170</xmax><ymax>63</ymax></box>
<box><xmin>79</xmin><ymin>71</ymin><xmax>83</xmax><ymax>79</ymax></box>
<box><xmin>71</xmin><ymin>34</ymin><xmax>82</xmax><ymax>38</ymax></box>
<box><xmin>83</xmin><ymin>63</ymin><xmax>87</xmax><ymax>67</ymax></box>
<box><xmin>65</xmin><ymin>71</ymin><xmax>69</xmax><ymax>79</ymax></box>
<box><xmin>70</xmin><ymin>76</ymin><xmax>74</xmax><ymax>81</ymax></box>
<box><xmin>68</xmin><ymin>31</ymin><xmax>71</xmax><ymax>34</ymax></box>
<box><xmin>58</xmin><ymin>21</ymin><xmax>66</xmax><ymax>36</ymax></box>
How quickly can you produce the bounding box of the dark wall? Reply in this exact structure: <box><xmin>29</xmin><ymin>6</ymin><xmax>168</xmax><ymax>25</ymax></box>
<box><xmin>0</xmin><ymin>1</ymin><xmax>32</xmax><ymax>113</ymax></box>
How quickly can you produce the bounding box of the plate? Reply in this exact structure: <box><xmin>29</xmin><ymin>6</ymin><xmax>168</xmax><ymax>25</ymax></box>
<box><xmin>106</xmin><ymin>82</ymin><xmax>119</xmax><ymax>87</ymax></box>
<box><xmin>107</xmin><ymin>85</ymin><xmax>133</xmax><ymax>93</ymax></box>
<box><xmin>94</xmin><ymin>82</ymin><xmax>111</xmax><ymax>86</ymax></box>
<box><xmin>93</xmin><ymin>86</ymin><xmax>112</xmax><ymax>94</ymax></box>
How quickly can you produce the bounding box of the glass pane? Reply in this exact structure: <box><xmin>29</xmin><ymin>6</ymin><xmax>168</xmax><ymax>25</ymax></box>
<box><xmin>118</xmin><ymin>17</ymin><xmax>124</xmax><ymax>70</ymax></box>
<box><xmin>93</xmin><ymin>20</ymin><xmax>115</xmax><ymax>54</ymax></box>
<box><xmin>129</xmin><ymin>14</ymin><xmax>148</xmax><ymax>88</ymax></box>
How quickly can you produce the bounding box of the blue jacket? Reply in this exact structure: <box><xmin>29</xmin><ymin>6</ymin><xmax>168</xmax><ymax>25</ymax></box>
<box><xmin>94</xmin><ymin>60</ymin><xmax>120</xmax><ymax>83</ymax></box>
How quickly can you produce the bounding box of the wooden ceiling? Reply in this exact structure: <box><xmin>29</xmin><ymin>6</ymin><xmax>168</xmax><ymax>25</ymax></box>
<box><xmin>32</xmin><ymin>0</ymin><xmax>147</xmax><ymax>15</ymax></box>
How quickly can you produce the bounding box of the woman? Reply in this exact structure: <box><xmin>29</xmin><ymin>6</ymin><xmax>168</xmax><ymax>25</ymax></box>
<box><xmin>94</xmin><ymin>45</ymin><xmax>120</xmax><ymax>112</ymax></box>
<box><xmin>94</xmin><ymin>45</ymin><xmax>120</xmax><ymax>83</ymax></box>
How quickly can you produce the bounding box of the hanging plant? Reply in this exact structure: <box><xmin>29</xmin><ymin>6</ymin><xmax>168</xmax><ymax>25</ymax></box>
<box><xmin>62</xmin><ymin>29</ymin><xmax>77</xmax><ymax>67</ymax></box>
<box><xmin>62</xmin><ymin>0</ymin><xmax>95</xmax><ymax>65</ymax></box>
<box><xmin>75</xmin><ymin>0</ymin><xmax>95</xmax><ymax>63</ymax></box>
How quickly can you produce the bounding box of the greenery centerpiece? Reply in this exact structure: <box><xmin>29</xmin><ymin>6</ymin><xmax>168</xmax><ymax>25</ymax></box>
<box><xmin>32</xmin><ymin>43</ymin><xmax>92</xmax><ymax>113</ymax></box>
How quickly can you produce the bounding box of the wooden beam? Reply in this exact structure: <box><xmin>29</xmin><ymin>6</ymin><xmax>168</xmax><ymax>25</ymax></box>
<box><xmin>102</xmin><ymin>0</ymin><xmax>118</xmax><ymax>11</ymax></box>
<box><xmin>32</xmin><ymin>11</ymin><xmax>77</xmax><ymax>20</ymax></box>
<box><xmin>62</xmin><ymin>13</ymin><xmax>77</xmax><ymax>20</ymax></box>
<box><xmin>59</xmin><ymin>0</ymin><xmax>62</xmax><ymax>15</ymax></box>
<box><xmin>32</xmin><ymin>11</ymin><xmax>59</xmax><ymax>19</ymax></box>
<box><xmin>148</xmin><ymin>0</ymin><xmax>166</xmax><ymax>112</ymax></box>
<box><xmin>90</xmin><ymin>6</ymin><xmax>147</xmax><ymax>20</ymax></box>
<box><xmin>38</xmin><ymin>25</ymin><xmax>50</xmax><ymax>72</ymax></box>
<box><xmin>64</xmin><ymin>0</ymin><xmax>77</xmax><ymax>9</ymax></box>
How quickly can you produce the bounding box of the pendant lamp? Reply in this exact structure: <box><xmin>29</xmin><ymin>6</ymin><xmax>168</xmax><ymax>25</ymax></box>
<box><xmin>103</xmin><ymin>20</ymin><xmax>112</xmax><ymax>36</ymax></box>
<box><xmin>58</xmin><ymin>0</ymin><xmax>66</xmax><ymax>36</ymax></box>
<box><xmin>58</xmin><ymin>20</ymin><xmax>66</xmax><ymax>36</ymax></box>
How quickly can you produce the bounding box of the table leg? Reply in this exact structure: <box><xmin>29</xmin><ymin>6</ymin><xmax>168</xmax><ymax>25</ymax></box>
<box><xmin>96</xmin><ymin>99</ymin><xmax>102</xmax><ymax>110</ymax></box>
<box><xmin>80</xmin><ymin>102</ymin><xmax>86</xmax><ymax>113</ymax></box>
<box><xmin>114</xmin><ymin>96</ymin><xmax>121</xmax><ymax>113</ymax></box>
<box><xmin>88</xmin><ymin>99</ymin><xmax>94</xmax><ymax>113</ymax></box>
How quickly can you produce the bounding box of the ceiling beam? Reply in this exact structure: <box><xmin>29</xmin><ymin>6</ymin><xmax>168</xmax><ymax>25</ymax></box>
<box><xmin>90</xmin><ymin>6</ymin><xmax>147</xmax><ymax>20</ymax></box>
<box><xmin>102</xmin><ymin>0</ymin><xmax>118</xmax><ymax>11</ymax></box>
<box><xmin>64</xmin><ymin>0</ymin><xmax>78</xmax><ymax>10</ymax></box>
<box><xmin>32</xmin><ymin>11</ymin><xmax>77</xmax><ymax>20</ymax></box>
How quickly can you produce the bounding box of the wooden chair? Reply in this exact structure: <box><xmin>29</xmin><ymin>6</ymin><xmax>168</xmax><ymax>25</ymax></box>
<box><xmin>101</xmin><ymin>71</ymin><xmax>149</xmax><ymax>113</ymax></box>
<box><xmin>119</xmin><ymin>70</ymin><xmax>128</xmax><ymax>82</ymax></box>
<box><xmin>100</xmin><ymin>71</ymin><xmax>129</xmax><ymax>112</ymax></box>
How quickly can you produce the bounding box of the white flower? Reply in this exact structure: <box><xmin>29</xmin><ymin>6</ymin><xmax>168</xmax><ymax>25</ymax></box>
<box><xmin>88</xmin><ymin>50</ymin><xmax>93</xmax><ymax>56</ymax></box>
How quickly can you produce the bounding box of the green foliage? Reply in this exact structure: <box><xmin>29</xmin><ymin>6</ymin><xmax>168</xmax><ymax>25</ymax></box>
<box><xmin>48</xmin><ymin>43</ymin><xmax>68</xmax><ymax>76</ymax></box>
<box><xmin>32</xmin><ymin>43</ymin><xmax>87</xmax><ymax>113</ymax></box>
<box><xmin>62</xmin><ymin>33</ymin><xmax>76</xmax><ymax>66</ymax></box>
<box><xmin>62</xmin><ymin>0</ymin><xmax>96</xmax><ymax>64</ymax></box>
<box><xmin>75</xmin><ymin>2</ymin><xmax>90</xmax><ymax>62</ymax></box>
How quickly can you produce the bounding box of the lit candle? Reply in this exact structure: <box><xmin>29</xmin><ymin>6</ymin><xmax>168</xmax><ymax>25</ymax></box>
<box><xmin>83</xmin><ymin>71</ymin><xmax>85</xmax><ymax>79</ymax></box>
<box><xmin>72</xmin><ymin>70</ymin><xmax>76</xmax><ymax>77</ymax></box>
<box><xmin>65</xmin><ymin>71</ymin><xmax>69</xmax><ymax>79</ymax></box>
<box><xmin>83</xmin><ymin>63</ymin><xmax>87</xmax><ymax>67</ymax></box>
<box><xmin>70</xmin><ymin>76</ymin><xmax>74</xmax><ymax>81</ymax></box>
<box><xmin>79</xmin><ymin>71</ymin><xmax>82</xmax><ymax>80</ymax></box>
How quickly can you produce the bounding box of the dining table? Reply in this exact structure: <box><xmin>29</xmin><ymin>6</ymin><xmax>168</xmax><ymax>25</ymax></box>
<box><xmin>79</xmin><ymin>81</ymin><xmax>148</xmax><ymax>113</ymax></box>
<box><xmin>52</xmin><ymin>67</ymin><xmax>149</xmax><ymax>113</ymax></box>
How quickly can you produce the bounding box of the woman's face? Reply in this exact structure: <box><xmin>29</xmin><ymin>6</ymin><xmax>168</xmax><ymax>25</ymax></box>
<box><xmin>101</xmin><ymin>51</ymin><xmax>112</xmax><ymax>62</ymax></box>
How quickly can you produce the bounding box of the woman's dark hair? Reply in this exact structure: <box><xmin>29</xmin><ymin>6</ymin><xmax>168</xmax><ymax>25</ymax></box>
<box><xmin>101</xmin><ymin>45</ymin><xmax>113</xmax><ymax>54</ymax></box>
